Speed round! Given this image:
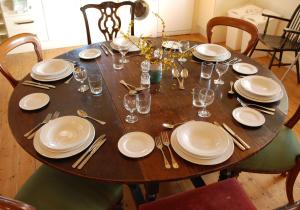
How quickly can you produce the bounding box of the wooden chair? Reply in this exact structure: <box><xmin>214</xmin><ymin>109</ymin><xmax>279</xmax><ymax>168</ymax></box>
<box><xmin>80</xmin><ymin>1</ymin><xmax>136</xmax><ymax>44</ymax></box>
<box><xmin>206</xmin><ymin>16</ymin><xmax>259</xmax><ymax>56</ymax></box>
<box><xmin>249</xmin><ymin>4</ymin><xmax>300</xmax><ymax>83</ymax></box>
<box><xmin>0</xmin><ymin>165</ymin><xmax>122</xmax><ymax>210</ymax></box>
<box><xmin>219</xmin><ymin>105</ymin><xmax>300</xmax><ymax>205</ymax></box>
<box><xmin>139</xmin><ymin>178</ymin><xmax>256</xmax><ymax>210</ymax></box>
<box><xmin>0</xmin><ymin>33</ymin><xmax>43</xmax><ymax>88</ymax></box>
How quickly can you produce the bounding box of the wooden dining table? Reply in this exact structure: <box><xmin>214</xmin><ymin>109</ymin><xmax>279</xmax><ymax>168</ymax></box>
<box><xmin>8</xmin><ymin>40</ymin><xmax>288</xmax><ymax>202</ymax></box>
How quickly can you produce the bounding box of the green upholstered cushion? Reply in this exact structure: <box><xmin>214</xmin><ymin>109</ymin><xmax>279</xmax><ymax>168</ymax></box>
<box><xmin>15</xmin><ymin>165</ymin><xmax>122</xmax><ymax>210</ymax></box>
<box><xmin>236</xmin><ymin>126</ymin><xmax>300</xmax><ymax>172</ymax></box>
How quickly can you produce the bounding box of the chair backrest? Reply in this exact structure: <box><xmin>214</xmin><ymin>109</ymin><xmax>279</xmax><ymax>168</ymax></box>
<box><xmin>80</xmin><ymin>1</ymin><xmax>135</xmax><ymax>44</ymax></box>
<box><xmin>207</xmin><ymin>16</ymin><xmax>259</xmax><ymax>56</ymax></box>
<box><xmin>0</xmin><ymin>195</ymin><xmax>36</xmax><ymax>210</ymax></box>
<box><xmin>283</xmin><ymin>4</ymin><xmax>300</xmax><ymax>48</ymax></box>
<box><xmin>285</xmin><ymin>105</ymin><xmax>300</xmax><ymax>129</ymax></box>
<box><xmin>0</xmin><ymin>33</ymin><xmax>43</xmax><ymax>88</ymax></box>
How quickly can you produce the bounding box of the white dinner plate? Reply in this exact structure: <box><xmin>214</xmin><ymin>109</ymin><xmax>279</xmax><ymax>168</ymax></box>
<box><xmin>195</xmin><ymin>44</ymin><xmax>228</xmax><ymax>57</ymax></box>
<box><xmin>39</xmin><ymin>116</ymin><xmax>92</xmax><ymax>152</ymax></box>
<box><xmin>162</xmin><ymin>41</ymin><xmax>181</xmax><ymax>50</ymax></box>
<box><xmin>32</xmin><ymin>59</ymin><xmax>70</xmax><ymax>77</ymax></box>
<box><xmin>31</xmin><ymin>66</ymin><xmax>74</xmax><ymax>82</ymax></box>
<box><xmin>176</xmin><ymin>121</ymin><xmax>229</xmax><ymax>158</ymax></box>
<box><xmin>19</xmin><ymin>93</ymin><xmax>50</xmax><ymax>111</ymax></box>
<box><xmin>79</xmin><ymin>48</ymin><xmax>101</xmax><ymax>59</ymax></box>
<box><xmin>232</xmin><ymin>63</ymin><xmax>258</xmax><ymax>75</ymax></box>
<box><xmin>232</xmin><ymin>107</ymin><xmax>265</xmax><ymax>127</ymax></box>
<box><xmin>33</xmin><ymin>122</ymin><xmax>95</xmax><ymax>159</ymax></box>
<box><xmin>111</xmin><ymin>36</ymin><xmax>140</xmax><ymax>52</ymax></box>
<box><xmin>240</xmin><ymin>75</ymin><xmax>281</xmax><ymax>97</ymax></box>
<box><xmin>192</xmin><ymin>49</ymin><xmax>231</xmax><ymax>62</ymax></box>
<box><xmin>118</xmin><ymin>132</ymin><xmax>155</xmax><ymax>158</ymax></box>
<box><xmin>171</xmin><ymin>126</ymin><xmax>234</xmax><ymax>165</ymax></box>
<box><xmin>234</xmin><ymin>79</ymin><xmax>283</xmax><ymax>103</ymax></box>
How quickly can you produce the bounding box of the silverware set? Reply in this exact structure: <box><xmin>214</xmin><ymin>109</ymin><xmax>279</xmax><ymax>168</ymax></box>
<box><xmin>72</xmin><ymin>134</ymin><xmax>106</xmax><ymax>169</ymax></box>
<box><xmin>172</xmin><ymin>68</ymin><xmax>189</xmax><ymax>90</ymax></box>
<box><xmin>155</xmin><ymin>132</ymin><xmax>179</xmax><ymax>169</ymax></box>
<box><xmin>24</xmin><ymin>111</ymin><xmax>60</xmax><ymax>140</ymax></box>
<box><xmin>100</xmin><ymin>43</ymin><xmax>113</xmax><ymax>56</ymax></box>
<box><xmin>22</xmin><ymin>80</ymin><xmax>56</xmax><ymax>90</ymax></box>
<box><xmin>237</xmin><ymin>97</ymin><xmax>275</xmax><ymax>115</ymax></box>
<box><xmin>119</xmin><ymin>80</ymin><xmax>146</xmax><ymax>95</ymax></box>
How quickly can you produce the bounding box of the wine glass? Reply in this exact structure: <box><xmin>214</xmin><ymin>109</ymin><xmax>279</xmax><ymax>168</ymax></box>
<box><xmin>123</xmin><ymin>93</ymin><xmax>138</xmax><ymax>123</ymax></box>
<box><xmin>198</xmin><ymin>88</ymin><xmax>214</xmax><ymax>118</ymax></box>
<box><xmin>214</xmin><ymin>62</ymin><xmax>229</xmax><ymax>85</ymax></box>
<box><xmin>73</xmin><ymin>67</ymin><xmax>89</xmax><ymax>92</ymax></box>
<box><xmin>178</xmin><ymin>41</ymin><xmax>190</xmax><ymax>62</ymax></box>
<box><xmin>118</xmin><ymin>43</ymin><xmax>130</xmax><ymax>64</ymax></box>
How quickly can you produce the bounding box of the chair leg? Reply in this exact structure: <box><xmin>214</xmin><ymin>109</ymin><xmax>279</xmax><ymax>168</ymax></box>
<box><xmin>219</xmin><ymin>169</ymin><xmax>240</xmax><ymax>181</ymax></box>
<box><xmin>144</xmin><ymin>182</ymin><xmax>159</xmax><ymax>202</ymax></box>
<box><xmin>295</xmin><ymin>51</ymin><xmax>300</xmax><ymax>84</ymax></box>
<box><xmin>190</xmin><ymin>176</ymin><xmax>206</xmax><ymax>188</ymax></box>
<box><xmin>286</xmin><ymin>158</ymin><xmax>300</xmax><ymax>204</ymax></box>
<box><xmin>248</xmin><ymin>39</ymin><xmax>258</xmax><ymax>57</ymax></box>
<box><xmin>269</xmin><ymin>50</ymin><xmax>277</xmax><ymax>70</ymax></box>
<box><xmin>279</xmin><ymin>51</ymin><xmax>283</xmax><ymax>67</ymax></box>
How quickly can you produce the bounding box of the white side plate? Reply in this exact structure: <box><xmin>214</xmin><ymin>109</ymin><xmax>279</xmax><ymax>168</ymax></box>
<box><xmin>233</xmin><ymin>63</ymin><xmax>258</xmax><ymax>75</ymax></box>
<box><xmin>79</xmin><ymin>48</ymin><xmax>101</xmax><ymax>59</ymax></box>
<box><xmin>232</xmin><ymin>107</ymin><xmax>265</xmax><ymax>127</ymax></box>
<box><xmin>19</xmin><ymin>93</ymin><xmax>50</xmax><ymax>111</ymax></box>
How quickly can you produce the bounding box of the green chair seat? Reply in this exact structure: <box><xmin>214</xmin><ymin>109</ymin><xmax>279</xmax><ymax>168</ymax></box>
<box><xmin>236</xmin><ymin>126</ymin><xmax>300</xmax><ymax>172</ymax></box>
<box><xmin>15</xmin><ymin>165</ymin><xmax>122</xmax><ymax>210</ymax></box>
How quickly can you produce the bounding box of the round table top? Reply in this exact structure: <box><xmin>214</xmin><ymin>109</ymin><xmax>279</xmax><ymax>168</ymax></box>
<box><xmin>8</xmin><ymin>41</ymin><xmax>288</xmax><ymax>184</ymax></box>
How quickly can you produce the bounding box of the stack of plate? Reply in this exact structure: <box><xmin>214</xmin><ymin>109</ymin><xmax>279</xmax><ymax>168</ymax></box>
<box><xmin>110</xmin><ymin>36</ymin><xmax>140</xmax><ymax>52</ymax></box>
<box><xmin>33</xmin><ymin>116</ymin><xmax>95</xmax><ymax>159</ymax></box>
<box><xmin>193</xmin><ymin>44</ymin><xmax>231</xmax><ymax>62</ymax></box>
<box><xmin>31</xmin><ymin>59</ymin><xmax>74</xmax><ymax>82</ymax></box>
<box><xmin>234</xmin><ymin>75</ymin><xmax>283</xmax><ymax>103</ymax></box>
<box><xmin>170</xmin><ymin>121</ymin><xmax>234</xmax><ymax>165</ymax></box>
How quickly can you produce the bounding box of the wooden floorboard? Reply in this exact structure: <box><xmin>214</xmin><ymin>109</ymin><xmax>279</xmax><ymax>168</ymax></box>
<box><xmin>0</xmin><ymin>34</ymin><xmax>299</xmax><ymax>209</ymax></box>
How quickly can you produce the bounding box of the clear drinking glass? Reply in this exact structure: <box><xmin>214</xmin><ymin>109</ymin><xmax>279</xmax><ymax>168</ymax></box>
<box><xmin>88</xmin><ymin>73</ymin><xmax>102</xmax><ymax>95</ymax></box>
<box><xmin>192</xmin><ymin>86</ymin><xmax>203</xmax><ymax>108</ymax></box>
<box><xmin>118</xmin><ymin>43</ymin><xmax>130</xmax><ymax>64</ymax></box>
<box><xmin>198</xmin><ymin>88</ymin><xmax>214</xmax><ymax>118</ymax></box>
<box><xmin>214</xmin><ymin>62</ymin><xmax>229</xmax><ymax>85</ymax></box>
<box><xmin>73</xmin><ymin>67</ymin><xmax>89</xmax><ymax>92</ymax></box>
<box><xmin>137</xmin><ymin>91</ymin><xmax>151</xmax><ymax>114</ymax></box>
<box><xmin>124</xmin><ymin>94</ymin><xmax>138</xmax><ymax>123</ymax></box>
<box><xmin>113</xmin><ymin>53</ymin><xmax>124</xmax><ymax>70</ymax></box>
<box><xmin>201</xmin><ymin>62</ymin><xmax>214</xmax><ymax>79</ymax></box>
<box><xmin>178</xmin><ymin>41</ymin><xmax>190</xmax><ymax>62</ymax></box>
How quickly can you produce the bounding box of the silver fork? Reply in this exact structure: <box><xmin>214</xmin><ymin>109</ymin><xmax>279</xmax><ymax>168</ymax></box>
<box><xmin>237</xmin><ymin>97</ymin><xmax>275</xmax><ymax>115</ymax></box>
<box><xmin>161</xmin><ymin>131</ymin><xmax>179</xmax><ymax>169</ymax></box>
<box><xmin>27</xmin><ymin>111</ymin><xmax>60</xmax><ymax>139</ymax></box>
<box><xmin>24</xmin><ymin>113</ymin><xmax>53</xmax><ymax>138</ymax></box>
<box><xmin>155</xmin><ymin>136</ymin><xmax>171</xmax><ymax>169</ymax></box>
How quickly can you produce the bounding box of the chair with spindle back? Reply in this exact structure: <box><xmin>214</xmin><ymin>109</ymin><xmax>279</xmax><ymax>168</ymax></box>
<box><xmin>206</xmin><ymin>16</ymin><xmax>259</xmax><ymax>56</ymax></box>
<box><xmin>220</xmin><ymin>105</ymin><xmax>300</xmax><ymax>205</ymax></box>
<box><xmin>0</xmin><ymin>33</ymin><xmax>43</xmax><ymax>88</ymax></box>
<box><xmin>80</xmin><ymin>1</ymin><xmax>136</xmax><ymax>44</ymax></box>
<box><xmin>249</xmin><ymin>4</ymin><xmax>300</xmax><ymax>83</ymax></box>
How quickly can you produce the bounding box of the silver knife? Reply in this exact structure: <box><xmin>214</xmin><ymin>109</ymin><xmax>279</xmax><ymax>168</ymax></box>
<box><xmin>252</xmin><ymin>107</ymin><xmax>274</xmax><ymax>115</ymax></box>
<box><xmin>213</xmin><ymin>121</ymin><xmax>245</xmax><ymax>151</ymax></box>
<box><xmin>77</xmin><ymin>138</ymin><xmax>106</xmax><ymax>169</ymax></box>
<box><xmin>103</xmin><ymin>43</ymin><xmax>114</xmax><ymax>55</ymax></box>
<box><xmin>100</xmin><ymin>45</ymin><xmax>109</xmax><ymax>56</ymax></box>
<box><xmin>72</xmin><ymin>134</ymin><xmax>106</xmax><ymax>168</ymax></box>
<box><xmin>222</xmin><ymin>123</ymin><xmax>250</xmax><ymax>149</ymax></box>
<box><xmin>24</xmin><ymin>80</ymin><xmax>56</xmax><ymax>88</ymax></box>
<box><xmin>22</xmin><ymin>82</ymin><xmax>50</xmax><ymax>90</ymax></box>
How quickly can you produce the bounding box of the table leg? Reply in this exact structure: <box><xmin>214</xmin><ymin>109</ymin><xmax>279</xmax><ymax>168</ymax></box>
<box><xmin>128</xmin><ymin>184</ymin><xmax>145</xmax><ymax>206</ymax></box>
<box><xmin>144</xmin><ymin>182</ymin><xmax>159</xmax><ymax>202</ymax></box>
<box><xmin>190</xmin><ymin>176</ymin><xmax>206</xmax><ymax>188</ymax></box>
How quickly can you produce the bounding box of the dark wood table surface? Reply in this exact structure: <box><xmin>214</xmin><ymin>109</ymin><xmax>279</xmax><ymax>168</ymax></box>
<box><xmin>8</xmin><ymin>41</ymin><xmax>288</xmax><ymax>185</ymax></box>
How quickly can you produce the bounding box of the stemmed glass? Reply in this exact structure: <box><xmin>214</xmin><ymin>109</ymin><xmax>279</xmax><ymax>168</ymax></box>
<box><xmin>118</xmin><ymin>43</ymin><xmax>130</xmax><ymax>64</ymax></box>
<box><xmin>214</xmin><ymin>62</ymin><xmax>229</xmax><ymax>85</ymax></box>
<box><xmin>178</xmin><ymin>41</ymin><xmax>190</xmax><ymax>62</ymax></box>
<box><xmin>198</xmin><ymin>88</ymin><xmax>214</xmax><ymax>118</ymax></box>
<box><xmin>123</xmin><ymin>93</ymin><xmax>138</xmax><ymax>123</ymax></box>
<box><xmin>73</xmin><ymin>67</ymin><xmax>89</xmax><ymax>92</ymax></box>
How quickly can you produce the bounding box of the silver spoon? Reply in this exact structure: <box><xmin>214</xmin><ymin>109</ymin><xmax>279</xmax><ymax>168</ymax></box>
<box><xmin>172</xmin><ymin>68</ymin><xmax>182</xmax><ymax>89</ymax></box>
<box><xmin>119</xmin><ymin>80</ymin><xmax>137</xmax><ymax>95</ymax></box>
<box><xmin>162</xmin><ymin>122</ymin><xmax>184</xmax><ymax>129</ymax></box>
<box><xmin>180</xmin><ymin>68</ymin><xmax>188</xmax><ymax>89</ymax></box>
<box><xmin>77</xmin><ymin>109</ymin><xmax>106</xmax><ymax>125</ymax></box>
<box><xmin>228</xmin><ymin>81</ymin><xmax>234</xmax><ymax>94</ymax></box>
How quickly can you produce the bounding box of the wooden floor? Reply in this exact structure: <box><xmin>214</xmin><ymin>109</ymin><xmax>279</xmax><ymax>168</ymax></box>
<box><xmin>0</xmin><ymin>34</ymin><xmax>299</xmax><ymax>210</ymax></box>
